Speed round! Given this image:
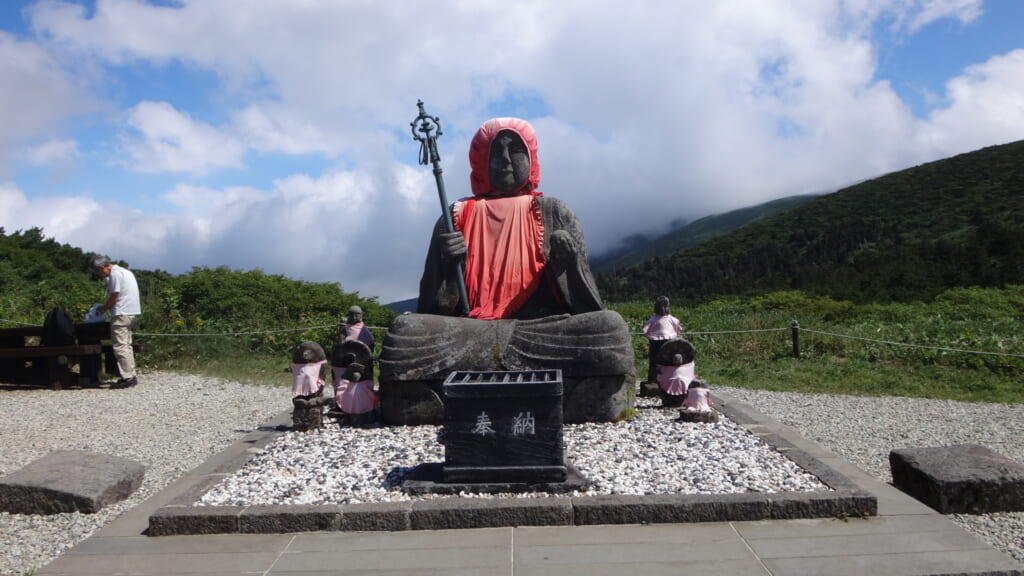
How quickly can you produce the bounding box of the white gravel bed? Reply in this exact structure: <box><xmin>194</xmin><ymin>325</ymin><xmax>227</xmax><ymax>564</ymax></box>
<box><xmin>199</xmin><ymin>398</ymin><xmax>826</xmax><ymax>506</ymax></box>
<box><xmin>2</xmin><ymin>374</ymin><xmax>1023</xmax><ymax>575</ymax></box>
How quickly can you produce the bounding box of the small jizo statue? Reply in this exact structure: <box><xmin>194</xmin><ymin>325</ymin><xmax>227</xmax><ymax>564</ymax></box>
<box><xmin>290</xmin><ymin>341</ymin><xmax>328</xmax><ymax>431</ymax></box>
<box><xmin>656</xmin><ymin>353</ymin><xmax>695</xmax><ymax>407</ymax></box>
<box><xmin>678</xmin><ymin>378</ymin><xmax>719</xmax><ymax>423</ymax></box>
<box><xmin>652</xmin><ymin>338</ymin><xmax>696</xmax><ymax>408</ymax></box>
<box><xmin>338</xmin><ymin>305</ymin><xmax>375</xmax><ymax>349</ymax></box>
<box><xmin>682</xmin><ymin>379</ymin><xmax>713</xmax><ymax>412</ymax></box>
<box><xmin>329</xmin><ymin>339</ymin><xmax>377</xmax><ymax>425</ymax></box>
<box><xmin>642</xmin><ymin>296</ymin><xmax>683</xmax><ymax>393</ymax></box>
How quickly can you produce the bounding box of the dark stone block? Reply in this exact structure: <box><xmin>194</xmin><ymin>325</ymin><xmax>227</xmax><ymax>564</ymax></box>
<box><xmin>401</xmin><ymin>462</ymin><xmax>589</xmax><ymax>496</ymax></box>
<box><xmin>638</xmin><ymin>380</ymin><xmax>660</xmax><ymax>398</ymax></box>
<box><xmin>562</xmin><ymin>375</ymin><xmax>633</xmax><ymax>423</ymax></box>
<box><xmin>378</xmin><ymin>380</ymin><xmax>443</xmax><ymax>426</ymax></box>
<box><xmin>148</xmin><ymin>505</ymin><xmax>242</xmax><ymax>536</ymax></box>
<box><xmin>767</xmin><ymin>490</ymin><xmax>876</xmax><ymax>519</ymax></box>
<box><xmin>890</xmin><ymin>444</ymin><xmax>1024</xmax><ymax>514</ymax></box>
<box><xmin>441</xmin><ymin>370</ymin><xmax>565</xmax><ymax>483</ymax></box>
<box><xmin>410</xmin><ymin>497</ymin><xmax>573</xmax><ymax>530</ymax></box>
<box><xmin>572</xmin><ymin>493</ymin><xmax>770</xmax><ymax>525</ymax></box>
<box><xmin>240</xmin><ymin>505</ymin><xmax>341</xmax><ymax>533</ymax></box>
<box><xmin>340</xmin><ymin>501</ymin><xmax>412</xmax><ymax>531</ymax></box>
<box><xmin>0</xmin><ymin>450</ymin><xmax>145</xmax><ymax>515</ymax></box>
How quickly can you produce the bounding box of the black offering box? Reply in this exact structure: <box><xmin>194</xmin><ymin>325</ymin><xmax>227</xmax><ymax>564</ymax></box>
<box><xmin>441</xmin><ymin>370</ymin><xmax>566</xmax><ymax>484</ymax></box>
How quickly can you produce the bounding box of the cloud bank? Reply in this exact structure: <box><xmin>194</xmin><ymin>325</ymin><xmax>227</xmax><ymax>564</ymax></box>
<box><xmin>2</xmin><ymin>0</ymin><xmax>1023</xmax><ymax>303</ymax></box>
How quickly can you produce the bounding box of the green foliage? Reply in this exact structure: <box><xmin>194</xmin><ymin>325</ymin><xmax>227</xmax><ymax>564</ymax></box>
<box><xmin>750</xmin><ymin>291</ymin><xmax>856</xmax><ymax>322</ymax></box>
<box><xmin>608</xmin><ymin>286</ymin><xmax>1024</xmax><ymax>403</ymax></box>
<box><xmin>0</xmin><ymin>228</ymin><xmax>396</xmax><ymax>374</ymax></box>
<box><xmin>597</xmin><ymin>140</ymin><xmax>1024</xmax><ymax>304</ymax></box>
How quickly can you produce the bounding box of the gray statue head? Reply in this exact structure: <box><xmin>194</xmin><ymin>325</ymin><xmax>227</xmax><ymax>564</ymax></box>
<box><xmin>654</xmin><ymin>296</ymin><xmax>670</xmax><ymax>316</ymax></box>
<box><xmin>347</xmin><ymin>305</ymin><xmax>363</xmax><ymax>324</ymax></box>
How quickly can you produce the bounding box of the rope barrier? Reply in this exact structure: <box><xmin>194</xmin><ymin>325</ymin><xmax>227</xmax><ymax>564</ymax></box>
<box><xmin>800</xmin><ymin>328</ymin><xmax>1024</xmax><ymax>359</ymax></box>
<box><xmin>630</xmin><ymin>327</ymin><xmax>789</xmax><ymax>337</ymax></box>
<box><xmin>5</xmin><ymin>316</ymin><xmax>1020</xmax><ymax>359</ymax></box>
<box><xmin>134</xmin><ymin>324</ymin><xmax>340</xmax><ymax>338</ymax></box>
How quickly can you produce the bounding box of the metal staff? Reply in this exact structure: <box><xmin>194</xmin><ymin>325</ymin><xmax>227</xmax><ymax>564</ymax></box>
<box><xmin>411</xmin><ymin>100</ymin><xmax>470</xmax><ymax>316</ymax></box>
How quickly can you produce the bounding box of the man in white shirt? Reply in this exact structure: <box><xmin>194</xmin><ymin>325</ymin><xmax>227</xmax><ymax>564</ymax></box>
<box><xmin>91</xmin><ymin>255</ymin><xmax>141</xmax><ymax>388</ymax></box>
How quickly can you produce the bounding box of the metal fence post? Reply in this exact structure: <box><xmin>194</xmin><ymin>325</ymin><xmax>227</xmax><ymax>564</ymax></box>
<box><xmin>791</xmin><ymin>320</ymin><xmax>800</xmax><ymax>358</ymax></box>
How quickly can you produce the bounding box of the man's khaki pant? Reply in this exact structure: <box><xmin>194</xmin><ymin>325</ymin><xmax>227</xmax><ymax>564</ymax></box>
<box><xmin>111</xmin><ymin>315</ymin><xmax>138</xmax><ymax>379</ymax></box>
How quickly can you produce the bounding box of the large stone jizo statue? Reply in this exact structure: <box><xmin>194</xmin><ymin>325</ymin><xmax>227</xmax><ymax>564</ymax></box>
<box><xmin>379</xmin><ymin>117</ymin><xmax>634</xmax><ymax>424</ymax></box>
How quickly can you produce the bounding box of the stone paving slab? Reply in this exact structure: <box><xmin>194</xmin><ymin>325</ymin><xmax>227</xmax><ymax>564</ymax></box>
<box><xmin>0</xmin><ymin>449</ymin><xmax>145</xmax><ymax>514</ymax></box>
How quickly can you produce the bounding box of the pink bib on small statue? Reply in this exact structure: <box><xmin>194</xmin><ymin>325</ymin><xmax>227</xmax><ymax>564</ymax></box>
<box><xmin>683</xmin><ymin>387</ymin><xmax>713</xmax><ymax>412</ymax></box>
<box><xmin>332</xmin><ymin>367</ymin><xmax>376</xmax><ymax>414</ymax></box>
<box><xmin>657</xmin><ymin>362</ymin><xmax>695</xmax><ymax>396</ymax></box>
<box><xmin>291</xmin><ymin>361</ymin><xmax>326</xmax><ymax>397</ymax></box>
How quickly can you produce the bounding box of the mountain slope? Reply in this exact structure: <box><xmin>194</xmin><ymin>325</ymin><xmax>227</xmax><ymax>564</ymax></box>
<box><xmin>592</xmin><ymin>194</ymin><xmax>819</xmax><ymax>273</ymax></box>
<box><xmin>596</xmin><ymin>140</ymin><xmax>1024</xmax><ymax>303</ymax></box>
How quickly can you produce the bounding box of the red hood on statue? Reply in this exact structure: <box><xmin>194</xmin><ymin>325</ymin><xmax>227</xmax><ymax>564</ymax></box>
<box><xmin>455</xmin><ymin>118</ymin><xmax>547</xmax><ymax>319</ymax></box>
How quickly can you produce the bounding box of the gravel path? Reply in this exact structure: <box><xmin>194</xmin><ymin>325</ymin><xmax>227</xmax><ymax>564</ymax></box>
<box><xmin>0</xmin><ymin>372</ymin><xmax>284</xmax><ymax>576</ymax></box>
<box><xmin>1</xmin><ymin>373</ymin><xmax>1022</xmax><ymax>575</ymax></box>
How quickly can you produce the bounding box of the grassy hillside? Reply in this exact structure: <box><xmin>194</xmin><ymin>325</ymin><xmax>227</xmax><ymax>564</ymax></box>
<box><xmin>597</xmin><ymin>140</ymin><xmax>1024</xmax><ymax>304</ymax></box>
<box><xmin>592</xmin><ymin>194</ymin><xmax>819</xmax><ymax>273</ymax></box>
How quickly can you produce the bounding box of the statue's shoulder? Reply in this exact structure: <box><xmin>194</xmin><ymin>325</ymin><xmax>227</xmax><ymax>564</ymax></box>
<box><xmin>536</xmin><ymin>195</ymin><xmax>575</xmax><ymax>214</ymax></box>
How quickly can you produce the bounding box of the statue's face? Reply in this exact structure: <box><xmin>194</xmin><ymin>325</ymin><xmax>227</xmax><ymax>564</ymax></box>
<box><xmin>489</xmin><ymin>130</ymin><xmax>531</xmax><ymax>193</ymax></box>
<box><xmin>348</xmin><ymin>308</ymin><xmax>363</xmax><ymax>323</ymax></box>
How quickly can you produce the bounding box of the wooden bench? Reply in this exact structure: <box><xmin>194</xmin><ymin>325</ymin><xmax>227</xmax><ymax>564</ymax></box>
<box><xmin>0</xmin><ymin>323</ymin><xmax>112</xmax><ymax>390</ymax></box>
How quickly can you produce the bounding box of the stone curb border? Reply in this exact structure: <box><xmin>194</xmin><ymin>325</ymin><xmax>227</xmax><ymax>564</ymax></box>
<box><xmin>148</xmin><ymin>393</ymin><xmax>877</xmax><ymax>536</ymax></box>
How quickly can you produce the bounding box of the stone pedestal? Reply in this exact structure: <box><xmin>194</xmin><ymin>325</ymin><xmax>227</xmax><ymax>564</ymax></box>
<box><xmin>292</xmin><ymin>396</ymin><xmax>324</xmax><ymax>431</ymax></box>
<box><xmin>677</xmin><ymin>410</ymin><xmax>720</xmax><ymax>423</ymax></box>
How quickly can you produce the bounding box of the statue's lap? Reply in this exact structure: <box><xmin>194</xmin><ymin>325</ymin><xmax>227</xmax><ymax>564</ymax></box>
<box><xmin>378</xmin><ymin>311</ymin><xmax>636</xmax><ymax>425</ymax></box>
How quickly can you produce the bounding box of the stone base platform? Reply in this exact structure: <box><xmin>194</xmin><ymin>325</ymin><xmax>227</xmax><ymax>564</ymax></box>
<box><xmin>890</xmin><ymin>444</ymin><xmax>1024</xmax><ymax>514</ymax></box>
<box><xmin>146</xmin><ymin>396</ymin><xmax>877</xmax><ymax>535</ymax></box>
<box><xmin>678</xmin><ymin>410</ymin><xmax>720</xmax><ymax>423</ymax></box>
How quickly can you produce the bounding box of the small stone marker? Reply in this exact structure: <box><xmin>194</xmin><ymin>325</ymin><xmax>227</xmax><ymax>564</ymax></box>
<box><xmin>441</xmin><ymin>369</ymin><xmax>566</xmax><ymax>484</ymax></box>
<box><xmin>0</xmin><ymin>450</ymin><xmax>145</xmax><ymax>515</ymax></box>
<box><xmin>889</xmin><ymin>444</ymin><xmax>1024</xmax><ymax>514</ymax></box>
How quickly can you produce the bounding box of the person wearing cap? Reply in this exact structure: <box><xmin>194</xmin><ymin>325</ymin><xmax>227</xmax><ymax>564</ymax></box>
<box><xmin>91</xmin><ymin>255</ymin><xmax>141</xmax><ymax>388</ymax></box>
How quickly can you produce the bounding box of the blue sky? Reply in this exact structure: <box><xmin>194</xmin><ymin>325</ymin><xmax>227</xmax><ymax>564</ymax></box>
<box><xmin>2</xmin><ymin>0</ymin><xmax>1023</xmax><ymax>303</ymax></box>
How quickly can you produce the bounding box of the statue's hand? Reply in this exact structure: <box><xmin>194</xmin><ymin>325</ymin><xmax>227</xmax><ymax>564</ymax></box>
<box><xmin>439</xmin><ymin>231</ymin><xmax>467</xmax><ymax>263</ymax></box>
<box><xmin>548</xmin><ymin>229</ymin><xmax>577</xmax><ymax>269</ymax></box>
<box><xmin>345</xmin><ymin>362</ymin><xmax>365</xmax><ymax>382</ymax></box>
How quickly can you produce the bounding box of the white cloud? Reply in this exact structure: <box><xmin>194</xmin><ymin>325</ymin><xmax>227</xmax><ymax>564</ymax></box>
<box><xmin>122</xmin><ymin>101</ymin><xmax>245</xmax><ymax>174</ymax></box>
<box><xmin>21</xmin><ymin>138</ymin><xmax>79</xmax><ymax>166</ymax></box>
<box><xmin>0</xmin><ymin>30</ymin><xmax>96</xmax><ymax>177</ymax></box>
<box><xmin>922</xmin><ymin>49</ymin><xmax>1024</xmax><ymax>153</ymax></box>
<box><xmin>4</xmin><ymin>0</ymin><xmax>1022</xmax><ymax>302</ymax></box>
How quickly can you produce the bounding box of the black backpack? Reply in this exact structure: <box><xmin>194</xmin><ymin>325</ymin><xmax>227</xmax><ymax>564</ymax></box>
<box><xmin>42</xmin><ymin>308</ymin><xmax>76</xmax><ymax>347</ymax></box>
